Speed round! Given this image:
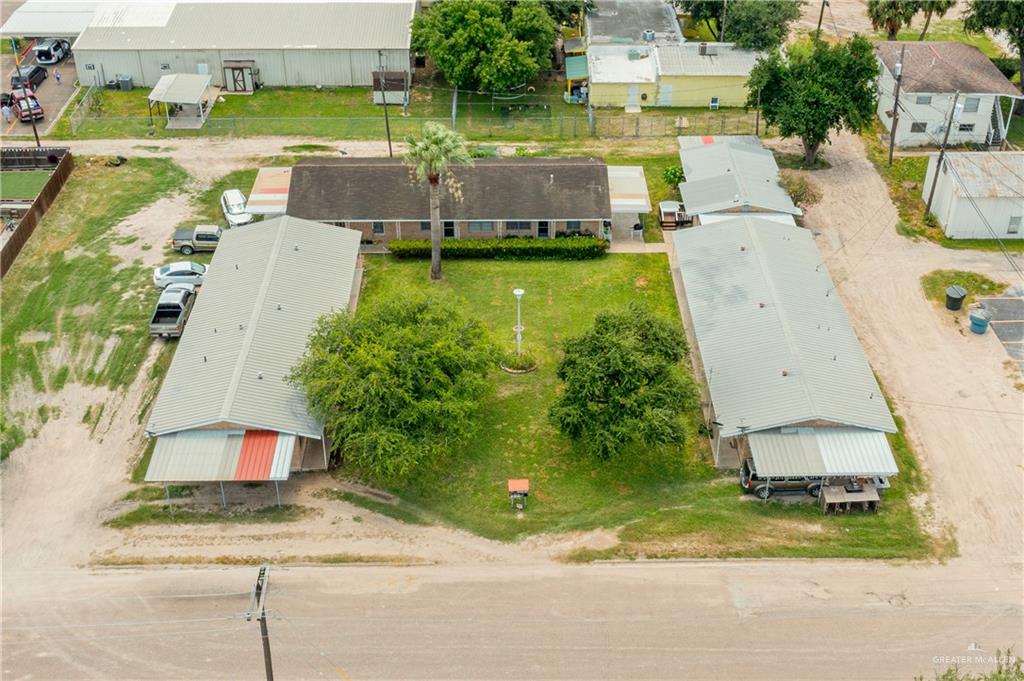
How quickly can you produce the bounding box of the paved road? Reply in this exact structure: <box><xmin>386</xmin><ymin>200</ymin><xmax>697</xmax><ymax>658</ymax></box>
<box><xmin>4</xmin><ymin>561</ymin><xmax>1021</xmax><ymax>681</ymax></box>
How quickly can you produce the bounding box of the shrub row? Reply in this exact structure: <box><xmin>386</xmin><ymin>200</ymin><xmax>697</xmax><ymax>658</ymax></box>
<box><xmin>388</xmin><ymin>236</ymin><xmax>609</xmax><ymax>260</ymax></box>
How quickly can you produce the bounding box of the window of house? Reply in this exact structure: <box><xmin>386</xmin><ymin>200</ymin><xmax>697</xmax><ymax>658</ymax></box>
<box><xmin>565</xmin><ymin>220</ymin><xmax>581</xmax><ymax>233</ymax></box>
<box><xmin>963</xmin><ymin>97</ymin><xmax>980</xmax><ymax>113</ymax></box>
<box><xmin>1010</xmin><ymin>216</ymin><xmax>1022</xmax><ymax>235</ymax></box>
<box><xmin>915</xmin><ymin>95</ymin><xmax>931</xmax><ymax>105</ymax></box>
<box><xmin>958</xmin><ymin>123</ymin><xmax>975</xmax><ymax>132</ymax></box>
<box><xmin>910</xmin><ymin>122</ymin><xmax>927</xmax><ymax>133</ymax></box>
<box><xmin>372</xmin><ymin>221</ymin><xmax>385</xmax><ymax>235</ymax></box>
<box><xmin>325</xmin><ymin>220</ymin><xmax>347</xmax><ymax>227</ymax></box>
<box><xmin>506</xmin><ymin>221</ymin><xmax>532</xmax><ymax>231</ymax></box>
<box><xmin>468</xmin><ymin>221</ymin><xmax>494</xmax><ymax>233</ymax></box>
<box><xmin>420</xmin><ymin>221</ymin><xmax>431</xmax><ymax>232</ymax></box>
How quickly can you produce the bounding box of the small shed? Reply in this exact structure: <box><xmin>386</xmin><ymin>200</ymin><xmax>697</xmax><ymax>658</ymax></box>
<box><xmin>147</xmin><ymin>73</ymin><xmax>214</xmax><ymax>129</ymax></box>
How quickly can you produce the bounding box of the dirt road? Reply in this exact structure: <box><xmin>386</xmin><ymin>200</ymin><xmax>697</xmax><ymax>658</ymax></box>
<box><xmin>789</xmin><ymin>132</ymin><xmax>1024</xmax><ymax>562</ymax></box>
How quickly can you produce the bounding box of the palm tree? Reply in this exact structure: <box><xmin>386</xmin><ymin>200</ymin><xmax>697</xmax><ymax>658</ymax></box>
<box><xmin>916</xmin><ymin>0</ymin><xmax>954</xmax><ymax>40</ymax></box>
<box><xmin>868</xmin><ymin>0</ymin><xmax>920</xmax><ymax>40</ymax></box>
<box><xmin>403</xmin><ymin>122</ymin><xmax>473</xmax><ymax>281</ymax></box>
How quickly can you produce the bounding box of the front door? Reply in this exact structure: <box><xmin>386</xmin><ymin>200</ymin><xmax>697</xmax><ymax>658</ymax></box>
<box><xmin>443</xmin><ymin>221</ymin><xmax>456</xmax><ymax>238</ymax></box>
<box><xmin>537</xmin><ymin>221</ymin><xmax>550</xmax><ymax>238</ymax></box>
<box><xmin>229</xmin><ymin>68</ymin><xmax>246</xmax><ymax>92</ymax></box>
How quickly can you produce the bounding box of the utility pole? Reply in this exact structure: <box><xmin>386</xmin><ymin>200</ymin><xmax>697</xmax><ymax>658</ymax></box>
<box><xmin>887</xmin><ymin>44</ymin><xmax>906</xmax><ymax>167</ymax></box>
<box><xmin>815</xmin><ymin>0</ymin><xmax>829</xmax><ymax>41</ymax></box>
<box><xmin>754</xmin><ymin>87</ymin><xmax>762</xmax><ymax>137</ymax></box>
<box><xmin>926</xmin><ymin>91</ymin><xmax>961</xmax><ymax>213</ymax></box>
<box><xmin>12</xmin><ymin>43</ymin><xmax>41</xmax><ymax>148</ymax></box>
<box><xmin>378</xmin><ymin>50</ymin><xmax>393</xmax><ymax>158</ymax></box>
<box><xmin>246</xmin><ymin>565</ymin><xmax>274</xmax><ymax>681</ymax></box>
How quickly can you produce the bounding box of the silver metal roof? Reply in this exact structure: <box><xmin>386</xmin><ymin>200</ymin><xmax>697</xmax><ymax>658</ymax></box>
<box><xmin>657</xmin><ymin>43</ymin><xmax>760</xmax><ymax>77</ymax></box>
<box><xmin>677</xmin><ymin>141</ymin><xmax>800</xmax><ymax>216</ymax></box>
<box><xmin>0</xmin><ymin>1</ymin><xmax>99</xmax><ymax>37</ymax></box>
<box><xmin>145</xmin><ymin>430</ymin><xmax>293</xmax><ymax>482</ymax></box>
<box><xmin>148</xmin><ymin>73</ymin><xmax>211</xmax><ymax>105</ymax></box>
<box><xmin>147</xmin><ymin>216</ymin><xmax>362</xmax><ymax>438</ymax></box>
<box><xmin>748</xmin><ymin>428</ymin><xmax>898</xmax><ymax>478</ymax></box>
<box><xmin>73</xmin><ymin>1</ymin><xmax>415</xmax><ymax>51</ymax></box>
<box><xmin>936</xmin><ymin>152</ymin><xmax>1024</xmax><ymax>199</ymax></box>
<box><xmin>673</xmin><ymin>217</ymin><xmax>897</xmax><ymax>437</ymax></box>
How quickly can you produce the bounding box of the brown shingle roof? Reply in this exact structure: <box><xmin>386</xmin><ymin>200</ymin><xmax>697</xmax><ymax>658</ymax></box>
<box><xmin>287</xmin><ymin>157</ymin><xmax>612</xmax><ymax>222</ymax></box>
<box><xmin>875</xmin><ymin>41</ymin><xmax>1020</xmax><ymax>97</ymax></box>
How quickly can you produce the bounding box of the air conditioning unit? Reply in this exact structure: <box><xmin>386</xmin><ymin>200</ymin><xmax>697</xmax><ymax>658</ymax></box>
<box><xmin>709</xmin><ymin>97</ymin><xmax>720</xmax><ymax>110</ymax></box>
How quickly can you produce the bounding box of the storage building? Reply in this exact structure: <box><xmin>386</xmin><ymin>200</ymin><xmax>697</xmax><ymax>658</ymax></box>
<box><xmin>922</xmin><ymin>152</ymin><xmax>1024</xmax><ymax>240</ymax></box>
<box><xmin>72</xmin><ymin>0</ymin><xmax>415</xmax><ymax>89</ymax></box>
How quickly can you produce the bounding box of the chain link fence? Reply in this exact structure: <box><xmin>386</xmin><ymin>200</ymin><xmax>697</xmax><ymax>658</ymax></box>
<box><xmin>68</xmin><ymin>109</ymin><xmax>760</xmax><ymax>142</ymax></box>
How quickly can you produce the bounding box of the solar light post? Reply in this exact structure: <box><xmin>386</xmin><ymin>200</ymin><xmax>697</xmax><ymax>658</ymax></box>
<box><xmin>513</xmin><ymin>288</ymin><xmax>525</xmax><ymax>356</ymax></box>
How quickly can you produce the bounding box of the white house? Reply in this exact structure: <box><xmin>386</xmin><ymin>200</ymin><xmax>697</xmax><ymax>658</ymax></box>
<box><xmin>876</xmin><ymin>42</ymin><xmax>1022</xmax><ymax>148</ymax></box>
<box><xmin>922</xmin><ymin>152</ymin><xmax>1024</xmax><ymax>240</ymax></box>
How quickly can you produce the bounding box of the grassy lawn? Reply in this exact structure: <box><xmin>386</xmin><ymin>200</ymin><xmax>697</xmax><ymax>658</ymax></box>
<box><xmin>104</xmin><ymin>503</ymin><xmax>309</xmax><ymax>528</ymax></box>
<box><xmin>0</xmin><ymin>157</ymin><xmax>189</xmax><ymax>459</ymax></box>
<box><xmin>52</xmin><ymin>78</ymin><xmax>758</xmax><ymax>142</ymax></box>
<box><xmin>347</xmin><ymin>256</ymin><xmax>938</xmax><ymax>560</ymax></box>
<box><xmin>0</xmin><ymin>170</ymin><xmax>52</xmax><ymax>200</ymax></box>
<box><xmin>920</xmin><ymin>269</ymin><xmax>1009</xmax><ymax>309</ymax></box>
<box><xmin>862</xmin><ymin>123</ymin><xmax>1024</xmax><ymax>252</ymax></box>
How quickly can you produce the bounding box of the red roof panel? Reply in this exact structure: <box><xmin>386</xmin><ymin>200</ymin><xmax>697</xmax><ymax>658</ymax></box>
<box><xmin>235</xmin><ymin>430</ymin><xmax>278</xmax><ymax>481</ymax></box>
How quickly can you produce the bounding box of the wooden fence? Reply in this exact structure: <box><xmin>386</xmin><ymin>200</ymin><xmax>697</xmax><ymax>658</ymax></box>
<box><xmin>1</xmin><ymin>147</ymin><xmax>74</xmax><ymax>278</ymax></box>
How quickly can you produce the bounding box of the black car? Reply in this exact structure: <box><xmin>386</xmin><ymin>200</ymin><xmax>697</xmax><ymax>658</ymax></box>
<box><xmin>11</xmin><ymin>65</ymin><xmax>47</xmax><ymax>90</ymax></box>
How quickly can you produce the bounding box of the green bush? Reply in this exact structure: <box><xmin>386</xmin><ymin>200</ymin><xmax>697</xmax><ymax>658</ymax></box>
<box><xmin>388</xmin><ymin>236</ymin><xmax>609</xmax><ymax>260</ymax></box>
<box><xmin>990</xmin><ymin>57</ymin><xmax>1019</xmax><ymax>80</ymax></box>
<box><xmin>661</xmin><ymin>165</ymin><xmax>684</xmax><ymax>185</ymax></box>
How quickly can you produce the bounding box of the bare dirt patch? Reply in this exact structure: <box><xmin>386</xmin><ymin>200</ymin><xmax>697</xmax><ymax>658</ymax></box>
<box><xmin>17</xmin><ymin>331</ymin><xmax>51</xmax><ymax>344</ymax></box>
<box><xmin>109</xmin><ymin>192</ymin><xmax>195</xmax><ymax>267</ymax></box>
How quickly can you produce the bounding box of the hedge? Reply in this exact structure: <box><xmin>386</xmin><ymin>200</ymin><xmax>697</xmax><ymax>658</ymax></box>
<box><xmin>388</xmin><ymin>236</ymin><xmax>609</xmax><ymax>260</ymax></box>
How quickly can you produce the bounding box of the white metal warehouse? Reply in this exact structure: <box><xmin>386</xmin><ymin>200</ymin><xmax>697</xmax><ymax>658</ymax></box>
<box><xmin>72</xmin><ymin>0</ymin><xmax>415</xmax><ymax>89</ymax></box>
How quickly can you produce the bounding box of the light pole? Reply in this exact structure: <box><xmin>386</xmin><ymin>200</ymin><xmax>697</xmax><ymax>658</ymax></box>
<box><xmin>513</xmin><ymin>288</ymin><xmax>525</xmax><ymax>356</ymax></box>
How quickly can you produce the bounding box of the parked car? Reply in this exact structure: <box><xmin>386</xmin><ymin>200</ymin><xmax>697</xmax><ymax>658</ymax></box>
<box><xmin>220</xmin><ymin>189</ymin><xmax>254</xmax><ymax>226</ymax></box>
<box><xmin>152</xmin><ymin>261</ymin><xmax>207</xmax><ymax>288</ymax></box>
<box><xmin>149</xmin><ymin>283</ymin><xmax>196</xmax><ymax>338</ymax></box>
<box><xmin>14</xmin><ymin>95</ymin><xmax>44</xmax><ymax>122</ymax></box>
<box><xmin>32</xmin><ymin>38</ymin><xmax>71</xmax><ymax>65</ymax></box>
<box><xmin>739</xmin><ymin>458</ymin><xmax>823</xmax><ymax>499</ymax></box>
<box><xmin>10</xmin><ymin>65</ymin><xmax>47</xmax><ymax>90</ymax></box>
<box><xmin>172</xmin><ymin>224</ymin><xmax>222</xmax><ymax>255</ymax></box>
<box><xmin>3</xmin><ymin>87</ymin><xmax>36</xmax><ymax>108</ymax></box>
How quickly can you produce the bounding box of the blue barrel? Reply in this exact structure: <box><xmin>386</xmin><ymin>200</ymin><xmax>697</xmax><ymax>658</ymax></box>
<box><xmin>969</xmin><ymin>310</ymin><xmax>992</xmax><ymax>334</ymax></box>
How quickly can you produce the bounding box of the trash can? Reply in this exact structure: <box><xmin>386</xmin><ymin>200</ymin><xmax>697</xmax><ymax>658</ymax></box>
<box><xmin>969</xmin><ymin>309</ymin><xmax>992</xmax><ymax>335</ymax></box>
<box><xmin>945</xmin><ymin>285</ymin><xmax>967</xmax><ymax>311</ymax></box>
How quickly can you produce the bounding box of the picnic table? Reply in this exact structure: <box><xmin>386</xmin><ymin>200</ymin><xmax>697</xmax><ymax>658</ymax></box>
<box><xmin>820</xmin><ymin>483</ymin><xmax>879</xmax><ymax>515</ymax></box>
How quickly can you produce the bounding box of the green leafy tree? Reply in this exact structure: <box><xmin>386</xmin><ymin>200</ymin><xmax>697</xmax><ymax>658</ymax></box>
<box><xmin>549</xmin><ymin>305</ymin><xmax>697</xmax><ymax>460</ymax></box>
<box><xmin>916</xmin><ymin>0</ymin><xmax>954</xmax><ymax>40</ymax></box>
<box><xmin>963</xmin><ymin>0</ymin><xmax>1024</xmax><ymax>115</ymax></box>
<box><xmin>290</xmin><ymin>296</ymin><xmax>496</xmax><ymax>480</ymax></box>
<box><xmin>539</xmin><ymin>0</ymin><xmax>592</xmax><ymax>27</ymax></box>
<box><xmin>509</xmin><ymin>0</ymin><xmax>557</xmax><ymax>71</ymax></box>
<box><xmin>673</xmin><ymin>0</ymin><xmax>800</xmax><ymax>49</ymax></box>
<box><xmin>411</xmin><ymin>0</ymin><xmax>549</xmax><ymax>91</ymax></box>
<box><xmin>673</xmin><ymin>0</ymin><xmax>726</xmax><ymax>41</ymax></box>
<box><xmin>722</xmin><ymin>0</ymin><xmax>803</xmax><ymax>50</ymax></box>
<box><xmin>868</xmin><ymin>0</ymin><xmax>920</xmax><ymax>40</ymax></box>
<box><xmin>404</xmin><ymin>122</ymin><xmax>473</xmax><ymax>281</ymax></box>
<box><xmin>747</xmin><ymin>35</ymin><xmax>879</xmax><ymax>165</ymax></box>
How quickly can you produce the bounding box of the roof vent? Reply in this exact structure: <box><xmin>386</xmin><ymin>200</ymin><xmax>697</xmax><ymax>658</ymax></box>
<box><xmin>758</xmin><ymin>302</ymin><xmax>765</xmax><ymax>308</ymax></box>
<box><xmin>781</xmin><ymin>369</ymin><xmax>789</xmax><ymax>377</ymax></box>
<box><xmin>257</xmin><ymin>372</ymin><xmax>263</xmax><ymax>380</ymax></box>
<box><xmin>739</xmin><ymin>245</ymin><xmax>746</xmax><ymax>251</ymax></box>
<box><xmin>294</xmin><ymin>244</ymin><xmax>300</xmax><ymax>251</ymax></box>
<box><xmin>641</xmin><ymin>29</ymin><xmax>655</xmax><ymax>42</ymax></box>
<box><xmin>277</xmin><ymin>303</ymin><xmax>282</xmax><ymax>311</ymax></box>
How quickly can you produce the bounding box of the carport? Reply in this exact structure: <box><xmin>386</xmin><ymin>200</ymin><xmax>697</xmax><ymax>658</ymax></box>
<box><xmin>606</xmin><ymin>165</ymin><xmax>651</xmax><ymax>242</ymax></box>
<box><xmin>147</xmin><ymin>73</ymin><xmax>214</xmax><ymax>130</ymax></box>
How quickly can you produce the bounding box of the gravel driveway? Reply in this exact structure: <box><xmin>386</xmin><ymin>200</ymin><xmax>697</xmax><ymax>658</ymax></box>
<box><xmin>799</xmin><ymin>132</ymin><xmax>1024</xmax><ymax>564</ymax></box>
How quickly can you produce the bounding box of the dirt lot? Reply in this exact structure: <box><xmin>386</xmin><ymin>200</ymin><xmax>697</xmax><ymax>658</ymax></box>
<box><xmin>772</xmin><ymin>132</ymin><xmax>1024</xmax><ymax>562</ymax></box>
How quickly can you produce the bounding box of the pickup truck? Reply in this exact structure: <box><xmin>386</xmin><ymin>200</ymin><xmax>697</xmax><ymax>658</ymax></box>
<box><xmin>149</xmin><ymin>284</ymin><xmax>196</xmax><ymax>338</ymax></box>
<box><xmin>171</xmin><ymin>225</ymin><xmax>222</xmax><ymax>255</ymax></box>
